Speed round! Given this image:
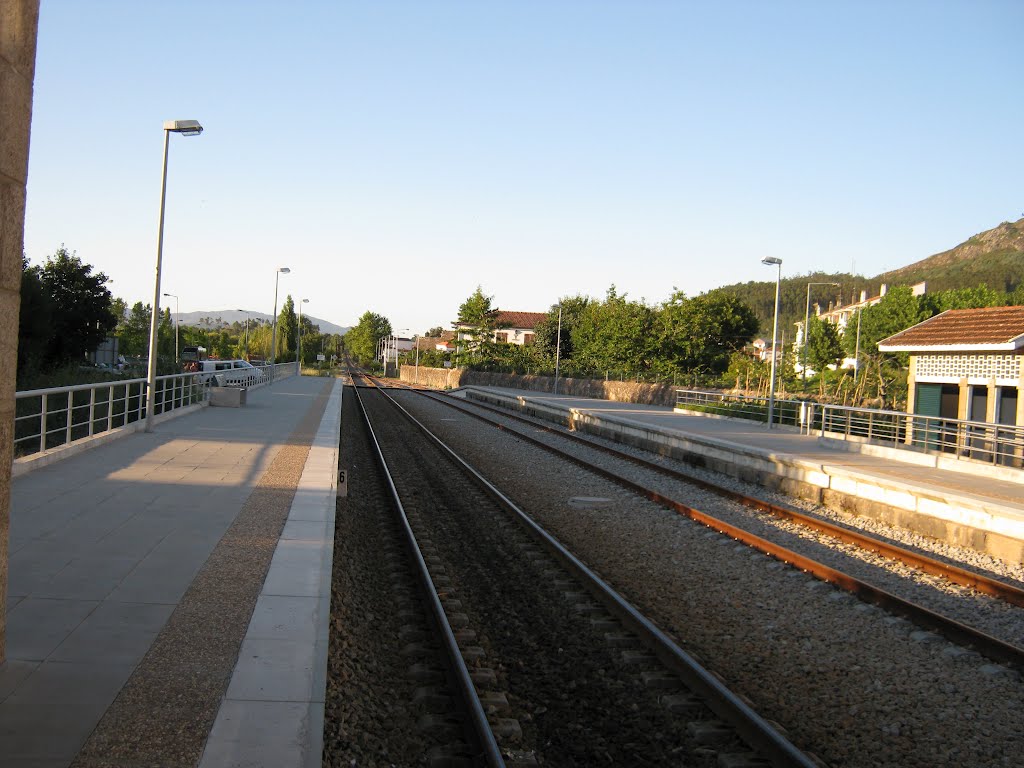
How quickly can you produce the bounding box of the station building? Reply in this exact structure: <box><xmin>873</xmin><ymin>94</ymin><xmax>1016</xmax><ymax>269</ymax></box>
<box><xmin>878</xmin><ymin>305</ymin><xmax>1024</xmax><ymax>427</ymax></box>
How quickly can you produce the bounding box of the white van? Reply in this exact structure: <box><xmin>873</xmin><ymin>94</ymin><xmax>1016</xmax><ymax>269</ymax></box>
<box><xmin>195</xmin><ymin>359</ymin><xmax>268</xmax><ymax>388</ymax></box>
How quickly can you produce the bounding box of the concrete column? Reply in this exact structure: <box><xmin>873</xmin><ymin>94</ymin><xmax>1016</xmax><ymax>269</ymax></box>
<box><xmin>904</xmin><ymin>356</ymin><xmax>917</xmax><ymax>445</ymax></box>
<box><xmin>0</xmin><ymin>0</ymin><xmax>40</xmax><ymax>664</ymax></box>
<box><xmin>957</xmin><ymin>379</ymin><xmax>969</xmax><ymax>421</ymax></box>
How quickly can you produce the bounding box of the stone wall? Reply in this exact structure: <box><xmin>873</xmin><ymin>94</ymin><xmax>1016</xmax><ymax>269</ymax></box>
<box><xmin>399</xmin><ymin>365</ymin><xmax>679</xmax><ymax>406</ymax></box>
<box><xmin>0</xmin><ymin>0</ymin><xmax>39</xmax><ymax>663</ymax></box>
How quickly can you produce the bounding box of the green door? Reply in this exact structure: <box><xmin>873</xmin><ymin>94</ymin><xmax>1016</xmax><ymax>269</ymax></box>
<box><xmin>914</xmin><ymin>383</ymin><xmax>942</xmax><ymax>450</ymax></box>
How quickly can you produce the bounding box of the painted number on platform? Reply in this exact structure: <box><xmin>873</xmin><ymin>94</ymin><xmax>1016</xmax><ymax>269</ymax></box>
<box><xmin>337</xmin><ymin>469</ymin><xmax>348</xmax><ymax>497</ymax></box>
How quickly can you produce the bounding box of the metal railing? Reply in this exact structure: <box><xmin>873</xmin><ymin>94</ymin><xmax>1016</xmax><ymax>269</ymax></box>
<box><xmin>674</xmin><ymin>389</ymin><xmax>1024</xmax><ymax>469</ymax></box>
<box><xmin>13</xmin><ymin>362</ymin><xmax>299</xmax><ymax>460</ymax></box>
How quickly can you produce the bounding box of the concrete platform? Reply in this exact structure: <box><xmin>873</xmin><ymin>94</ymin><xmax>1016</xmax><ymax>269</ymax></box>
<box><xmin>461</xmin><ymin>386</ymin><xmax>1024</xmax><ymax>564</ymax></box>
<box><xmin>0</xmin><ymin>375</ymin><xmax>341</xmax><ymax>768</ymax></box>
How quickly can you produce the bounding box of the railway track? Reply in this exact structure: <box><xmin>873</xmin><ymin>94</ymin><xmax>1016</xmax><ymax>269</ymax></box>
<box><xmin>360</xmin><ymin>378</ymin><xmax>1024</xmax><ymax>670</ymax></box>
<box><xmin>345</xmin><ymin>373</ymin><xmax>822</xmax><ymax>767</ymax></box>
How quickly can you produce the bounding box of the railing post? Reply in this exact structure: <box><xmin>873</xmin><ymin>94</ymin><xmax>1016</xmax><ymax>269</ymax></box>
<box><xmin>88</xmin><ymin>388</ymin><xmax>96</xmax><ymax>437</ymax></box>
<box><xmin>39</xmin><ymin>393</ymin><xmax>47</xmax><ymax>452</ymax></box>
<box><xmin>107</xmin><ymin>384</ymin><xmax>114</xmax><ymax>432</ymax></box>
<box><xmin>65</xmin><ymin>391</ymin><xmax>73</xmax><ymax>446</ymax></box>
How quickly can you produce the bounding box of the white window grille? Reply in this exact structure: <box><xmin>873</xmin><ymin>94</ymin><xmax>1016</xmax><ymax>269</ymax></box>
<box><xmin>916</xmin><ymin>354</ymin><xmax>1022</xmax><ymax>383</ymax></box>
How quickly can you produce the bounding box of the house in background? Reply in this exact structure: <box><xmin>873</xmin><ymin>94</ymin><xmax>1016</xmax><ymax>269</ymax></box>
<box><xmin>796</xmin><ymin>282</ymin><xmax>928</xmax><ymax>374</ymax></box>
<box><xmin>878</xmin><ymin>305</ymin><xmax>1024</xmax><ymax>429</ymax></box>
<box><xmin>455</xmin><ymin>310</ymin><xmax>547</xmax><ymax>346</ymax></box>
<box><xmin>751</xmin><ymin>338</ymin><xmax>784</xmax><ymax>364</ymax></box>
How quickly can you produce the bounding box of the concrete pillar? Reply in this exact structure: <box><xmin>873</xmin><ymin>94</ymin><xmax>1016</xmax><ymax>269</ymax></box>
<box><xmin>904</xmin><ymin>356</ymin><xmax>917</xmax><ymax>445</ymax></box>
<box><xmin>0</xmin><ymin>0</ymin><xmax>40</xmax><ymax>664</ymax></box>
<box><xmin>957</xmin><ymin>379</ymin><xmax>969</xmax><ymax>421</ymax></box>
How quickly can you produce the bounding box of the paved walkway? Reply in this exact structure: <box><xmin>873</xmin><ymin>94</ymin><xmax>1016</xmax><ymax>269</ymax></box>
<box><xmin>1</xmin><ymin>375</ymin><xmax>340</xmax><ymax>768</ymax></box>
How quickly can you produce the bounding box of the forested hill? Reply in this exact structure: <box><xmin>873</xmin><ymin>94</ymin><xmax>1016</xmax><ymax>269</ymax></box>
<box><xmin>875</xmin><ymin>217</ymin><xmax>1024</xmax><ymax>294</ymax></box>
<box><xmin>716</xmin><ymin>217</ymin><xmax>1024</xmax><ymax>335</ymax></box>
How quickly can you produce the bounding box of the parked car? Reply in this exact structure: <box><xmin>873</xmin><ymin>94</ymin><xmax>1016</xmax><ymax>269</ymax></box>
<box><xmin>192</xmin><ymin>359</ymin><xmax>268</xmax><ymax>387</ymax></box>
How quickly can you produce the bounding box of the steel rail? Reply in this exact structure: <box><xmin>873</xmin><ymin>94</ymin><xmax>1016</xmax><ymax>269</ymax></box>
<box><xmin>350</xmin><ymin>375</ymin><xmax>506</xmax><ymax>767</ymax></box>
<box><xmin>372</xmin><ymin>382</ymin><xmax>821</xmax><ymax>768</ymax></box>
<box><xmin>400</xmin><ymin>388</ymin><xmax>1024</xmax><ymax>670</ymax></box>
<box><xmin>430</xmin><ymin>389</ymin><xmax>1024</xmax><ymax>608</ymax></box>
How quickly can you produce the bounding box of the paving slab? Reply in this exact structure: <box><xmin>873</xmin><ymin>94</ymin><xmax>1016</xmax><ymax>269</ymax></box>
<box><xmin>1</xmin><ymin>375</ymin><xmax>339</xmax><ymax>768</ymax></box>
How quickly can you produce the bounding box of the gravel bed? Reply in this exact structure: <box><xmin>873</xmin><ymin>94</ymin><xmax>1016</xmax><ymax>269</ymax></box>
<box><xmin>363</xmin><ymin>388</ymin><xmax>735</xmax><ymax>766</ymax></box>
<box><xmin>396</xmin><ymin>390</ymin><xmax>1024</xmax><ymax>768</ymax></box>
<box><xmin>440</xmin><ymin>393</ymin><xmax>1024</xmax><ymax>647</ymax></box>
<box><xmin>324</xmin><ymin>388</ymin><xmax>452</xmax><ymax>766</ymax></box>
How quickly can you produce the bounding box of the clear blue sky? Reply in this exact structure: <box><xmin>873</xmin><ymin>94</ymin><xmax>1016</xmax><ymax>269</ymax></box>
<box><xmin>23</xmin><ymin>1</ymin><xmax>1024</xmax><ymax>336</ymax></box>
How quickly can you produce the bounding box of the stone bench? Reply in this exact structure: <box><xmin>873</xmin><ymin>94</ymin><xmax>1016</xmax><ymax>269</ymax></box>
<box><xmin>210</xmin><ymin>387</ymin><xmax>247</xmax><ymax>407</ymax></box>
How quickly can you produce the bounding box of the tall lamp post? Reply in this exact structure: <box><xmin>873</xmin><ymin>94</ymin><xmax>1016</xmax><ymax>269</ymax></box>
<box><xmin>297</xmin><ymin>298</ymin><xmax>309</xmax><ymax>374</ymax></box>
<box><xmin>237</xmin><ymin>309</ymin><xmax>250</xmax><ymax>358</ymax></box>
<box><xmin>145</xmin><ymin>119</ymin><xmax>203</xmax><ymax>434</ymax></box>
<box><xmin>270</xmin><ymin>267</ymin><xmax>290</xmax><ymax>378</ymax></box>
<box><xmin>802</xmin><ymin>281</ymin><xmax>840</xmax><ymax>390</ymax></box>
<box><xmin>553</xmin><ymin>304</ymin><xmax>563</xmax><ymax>395</ymax></box>
<box><xmin>162</xmin><ymin>292</ymin><xmax>179</xmax><ymax>365</ymax></box>
<box><xmin>761</xmin><ymin>256</ymin><xmax>783</xmax><ymax>429</ymax></box>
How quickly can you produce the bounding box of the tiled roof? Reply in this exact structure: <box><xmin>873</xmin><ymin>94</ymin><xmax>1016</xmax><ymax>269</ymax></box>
<box><xmin>492</xmin><ymin>311</ymin><xmax>547</xmax><ymax>329</ymax></box>
<box><xmin>878</xmin><ymin>306</ymin><xmax>1024</xmax><ymax>351</ymax></box>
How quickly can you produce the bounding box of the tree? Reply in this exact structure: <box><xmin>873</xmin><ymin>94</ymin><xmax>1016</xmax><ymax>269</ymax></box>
<box><xmin>425</xmin><ymin>326</ymin><xmax>444</xmax><ymax>338</ymax></box>
<box><xmin>805</xmin><ymin>316</ymin><xmax>845</xmax><ymax>395</ymax></box>
<box><xmin>532</xmin><ymin>295</ymin><xmax>590</xmax><ymax>370</ymax></box>
<box><xmin>920</xmin><ymin>284</ymin><xmax>1005</xmax><ymax>314</ymax></box>
<box><xmin>17</xmin><ymin>258</ymin><xmax>52</xmax><ymax>379</ymax></box>
<box><xmin>571</xmin><ymin>286</ymin><xmax>656</xmax><ymax>375</ymax></box>
<box><xmin>346</xmin><ymin>311</ymin><xmax>392</xmax><ymax>364</ymax></box>
<box><xmin>655</xmin><ymin>290</ymin><xmax>759</xmax><ymax>379</ymax></box>
<box><xmin>117</xmin><ymin>301</ymin><xmax>152</xmax><ymax>357</ymax></box>
<box><xmin>279</xmin><ymin>295</ymin><xmax>298</xmax><ymax>361</ymax></box>
<box><xmin>456</xmin><ymin>286</ymin><xmax>499</xmax><ymax>361</ymax></box>
<box><xmin>38</xmin><ymin>247</ymin><xmax>116</xmax><ymax>368</ymax></box>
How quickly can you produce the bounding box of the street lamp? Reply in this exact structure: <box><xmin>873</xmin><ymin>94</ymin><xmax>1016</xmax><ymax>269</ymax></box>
<box><xmin>145</xmin><ymin>119</ymin><xmax>203</xmax><ymax>434</ymax></box>
<box><xmin>162</xmin><ymin>292</ymin><xmax>179</xmax><ymax>365</ymax></box>
<box><xmin>802</xmin><ymin>282</ymin><xmax>840</xmax><ymax>390</ymax></box>
<box><xmin>413</xmin><ymin>334</ymin><xmax>421</xmax><ymax>385</ymax></box>
<box><xmin>554</xmin><ymin>304</ymin><xmax>563</xmax><ymax>395</ymax></box>
<box><xmin>761</xmin><ymin>256</ymin><xmax>783</xmax><ymax>429</ymax></box>
<box><xmin>237</xmin><ymin>309</ymin><xmax>250</xmax><ymax>358</ymax></box>
<box><xmin>297</xmin><ymin>298</ymin><xmax>309</xmax><ymax>374</ymax></box>
<box><xmin>270</xmin><ymin>267</ymin><xmax>290</xmax><ymax>378</ymax></box>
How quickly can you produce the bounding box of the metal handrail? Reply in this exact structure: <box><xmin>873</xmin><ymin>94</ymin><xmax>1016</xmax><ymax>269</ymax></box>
<box><xmin>13</xmin><ymin>363</ymin><xmax>299</xmax><ymax>459</ymax></box>
<box><xmin>675</xmin><ymin>389</ymin><xmax>1024</xmax><ymax>469</ymax></box>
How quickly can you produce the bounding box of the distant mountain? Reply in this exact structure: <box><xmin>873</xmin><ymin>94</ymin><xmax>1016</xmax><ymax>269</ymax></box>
<box><xmin>174</xmin><ymin>309</ymin><xmax>349</xmax><ymax>336</ymax></box>
<box><xmin>715</xmin><ymin>216</ymin><xmax>1024</xmax><ymax>334</ymax></box>
<box><xmin>875</xmin><ymin>217</ymin><xmax>1024</xmax><ymax>294</ymax></box>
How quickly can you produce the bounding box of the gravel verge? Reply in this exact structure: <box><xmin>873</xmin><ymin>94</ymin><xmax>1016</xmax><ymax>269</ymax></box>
<box><xmin>395</xmin><ymin>390</ymin><xmax>1024</xmax><ymax>768</ymax></box>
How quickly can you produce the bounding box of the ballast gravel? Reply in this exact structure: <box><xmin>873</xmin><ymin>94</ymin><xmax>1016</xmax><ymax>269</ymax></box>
<box><xmin>394</xmin><ymin>390</ymin><xmax>1024</xmax><ymax>768</ymax></box>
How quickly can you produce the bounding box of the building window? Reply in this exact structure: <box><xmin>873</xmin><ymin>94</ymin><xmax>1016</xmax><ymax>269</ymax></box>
<box><xmin>523</xmin><ymin>333</ymin><xmax>535</xmax><ymax>345</ymax></box>
<box><xmin>495</xmin><ymin>332</ymin><xmax>509</xmax><ymax>344</ymax></box>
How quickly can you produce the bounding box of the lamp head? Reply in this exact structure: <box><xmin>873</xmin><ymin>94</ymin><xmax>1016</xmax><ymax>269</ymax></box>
<box><xmin>278</xmin><ymin>267</ymin><xmax>290</xmax><ymax>274</ymax></box>
<box><xmin>163</xmin><ymin>119</ymin><xmax>203</xmax><ymax>136</ymax></box>
<box><xmin>301</xmin><ymin>298</ymin><xmax>309</xmax><ymax>304</ymax></box>
<box><xmin>761</xmin><ymin>256</ymin><xmax>783</xmax><ymax>266</ymax></box>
